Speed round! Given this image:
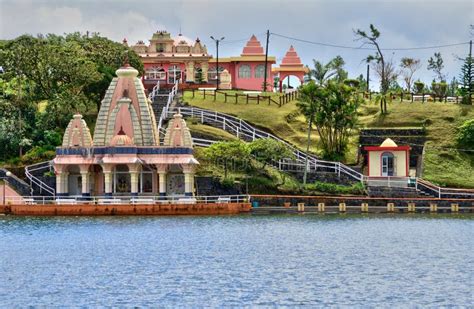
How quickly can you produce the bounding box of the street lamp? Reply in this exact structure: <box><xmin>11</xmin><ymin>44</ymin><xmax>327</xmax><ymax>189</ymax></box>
<box><xmin>210</xmin><ymin>36</ymin><xmax>224</xmax><ymax>90</ymax></box>
<box><xmin>2</xmin><ymin>171</ymin><xmax>12</xmax><ymax>205</ymax></box>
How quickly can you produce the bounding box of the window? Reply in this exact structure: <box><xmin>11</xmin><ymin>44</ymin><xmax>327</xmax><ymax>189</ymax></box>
<box><xmin>194</xmin><ymin>67</ymin><xmax>203</xmax><ymax>83</ymax></box>
<box><xmin>238</xmin><ymin>65</ymin><xmax>251</xmax><ymax>78</ymax></box>
<box><xmin>254</xmin><ymin>64</ymin><xmax>265</xmax><ymax>78</ymax></box>
<box><xmin>168</xmin><ymin>65</ymin><xmax>181</xmax><ymax>84</ymax></box>
<box><xmin>145</xmin><ymin>67</ymin><xmax>166</xmax><ymax>80</ymax></box>
<box><xmin>208</xmin><ymin>66</ymin><xmax>224</xmax><ymax>80</ymax></box>
<box><xmin>381</xmin><ymin>152</ymin><xmax>395</xmax><ymax>177</ymax></box>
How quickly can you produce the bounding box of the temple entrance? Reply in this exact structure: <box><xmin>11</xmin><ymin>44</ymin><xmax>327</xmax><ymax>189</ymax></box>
<box><xmin>67</xmin><ymin>165</ymin><xmax>81</xmax><ymax>196</ymax></box>
<box><xmin>114</xmin><ymin>164</ymin><xmax>131</xmax><ymax>194</ymax></box>
<box><xmin>381</xmin><ymin>152</ymin><xmax>395</xmax><ymax>176</ymax></box>
<box><xmin>278</xmin><ymin>74</ymin><xmax>304</xmax><ymax>93</ymax></box>
<box><xmin>166</xmin><ymin>165</ymin><xmax>185</xmax><ymax>196</ymax></box>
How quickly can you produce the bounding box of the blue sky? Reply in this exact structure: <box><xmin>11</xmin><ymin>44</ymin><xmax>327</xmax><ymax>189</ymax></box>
<box><xmin>1</xmin><ymin>0</ymin><xmax>472</xmax><ymax>89</ymax></box>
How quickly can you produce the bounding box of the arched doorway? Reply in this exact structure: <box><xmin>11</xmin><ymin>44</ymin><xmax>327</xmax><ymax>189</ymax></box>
<box><xmin>381</xmin><ymin>152</ymin><xmax>395</xmax><ymax>176</ymax></box>
<box><xmin>278</xmin><ymin>74</ymin><xmax>304</xmax><ymax>93</ymax></box>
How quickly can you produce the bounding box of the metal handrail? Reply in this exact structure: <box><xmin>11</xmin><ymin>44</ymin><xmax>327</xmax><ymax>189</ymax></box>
<box><xmin>24</xmin><ymin>161</ymin><xmax>55</xmax><ymax>196</ymax></box>
<box><xmin>172</xmin><ymin>106</ymin><xmax>365</xmax><ymax>182</ymax></box>
<box><xmin>148</xmin><ymin>80</ymin><xmax>160</xmax><ymax>101</ymax></box>
<box><xmin>3</xmin><ymin>194</ymin><xmax>251</xmax><ymax>205</ymax></box>
<box><xmin>157</xmin><ymin>81</ymin><xmax>178</xmax><ymax>131</ymax></box>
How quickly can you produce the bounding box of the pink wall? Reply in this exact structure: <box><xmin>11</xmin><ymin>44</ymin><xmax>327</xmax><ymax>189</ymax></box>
<box><xmin>232</xmin><ymin>61</ymin><xmax>274</xmax><ymax>91</ymax></box>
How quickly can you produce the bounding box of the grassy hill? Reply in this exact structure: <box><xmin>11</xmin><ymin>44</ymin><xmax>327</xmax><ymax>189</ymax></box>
<box><xmin>182</xmin><ymin>91</ymin><xmax>474</xmax><ymax>188</ymax></box>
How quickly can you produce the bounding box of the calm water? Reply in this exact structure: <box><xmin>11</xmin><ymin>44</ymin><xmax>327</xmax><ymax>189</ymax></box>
<box><xmin>0</xmin><ymin>214</ymin><xmax>473</xmax><ymax>307</ymax></box>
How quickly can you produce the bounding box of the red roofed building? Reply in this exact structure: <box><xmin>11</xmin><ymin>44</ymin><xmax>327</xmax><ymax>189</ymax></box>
<box><xmin>272</xmin><ymin>45</ymin><xmax>309</xmax><ymax>92</ymax></box>
<box><xmin>131</xmin><ymin>31</ymin><xmax>305</xmax><ymax>91</ymax></box>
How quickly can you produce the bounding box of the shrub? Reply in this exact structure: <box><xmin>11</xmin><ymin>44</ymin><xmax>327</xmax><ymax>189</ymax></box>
<box><xmin>456</xmin><ymin>119</ymin><xmax>474</xmax><ymax>149</ymax></box>
<box><xmin>21</xmin><ymin>146</ymin><xmax>56</xmax><ymax>165</ymax></box>
<box><xmin>413</xmin><ymin>81</ymin><xmax>424</xmax><ymax>94</ymax></box>
<box><xmin>305</xmin><ymin>181</ymin><xmax>366</xmax><ymax>195</ymax></box>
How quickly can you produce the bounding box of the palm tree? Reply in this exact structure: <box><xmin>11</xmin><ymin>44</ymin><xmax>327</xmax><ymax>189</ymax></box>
<box><xmin>296</xmin><ymin>81</ymin><xmax>323</xmax><ymax>185</ymax></box>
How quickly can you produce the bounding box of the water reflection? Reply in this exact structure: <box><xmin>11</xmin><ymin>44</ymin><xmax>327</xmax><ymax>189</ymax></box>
<box><xmin>1</xmin><ymin>214</ymin><xmax>472</xmax><ymax>307</ymax></box>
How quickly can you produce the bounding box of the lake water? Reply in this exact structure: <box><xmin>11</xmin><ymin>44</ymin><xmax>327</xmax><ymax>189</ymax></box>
<box><xmin>0</xmin><ymin>214</ymin><xmax>473</xmax><ymax>307</ymax></box>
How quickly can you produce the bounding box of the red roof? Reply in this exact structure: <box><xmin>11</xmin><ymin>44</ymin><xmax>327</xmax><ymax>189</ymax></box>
<box><xmin>281</xmin><ymin>45</ymin><xmax>303</xmax><ymax>67</ymax></box>
<box><xmin>241</xmin><ymin>35</ymin><xmax>264</xmax><ymax>56</ymax></box>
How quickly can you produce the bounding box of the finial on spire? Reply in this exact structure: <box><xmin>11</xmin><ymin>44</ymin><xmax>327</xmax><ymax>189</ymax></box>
<box><xmin>122</xmin><ymin>51</ymin><xmax>130</xmax><ymax>67</ymax></box>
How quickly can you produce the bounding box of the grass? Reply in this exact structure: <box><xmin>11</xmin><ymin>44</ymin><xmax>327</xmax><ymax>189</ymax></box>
<box><xmin>183</xmin><ymin>90</ymin><xmax>474</xmax><ymax>188</ymax></box>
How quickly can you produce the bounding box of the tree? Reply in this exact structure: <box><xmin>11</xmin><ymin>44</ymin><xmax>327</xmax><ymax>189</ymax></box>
<box><xmin>400</xmin><ymin>57</ymin><xmax>421</xmax><ymax>92</ymax></box>
<box><xmin>457</xmin><ymin>119</ymin><xmax>474</xmax><ymax>149</ymax></box>
<box><xmin>249</xmin><ymin>138</ymin><xmax>294</xmax><ymax>169</ymax></box>
<box><xmin>414</xmin><ymin>80</ymin><xmax>425</xmax><ymax>94</ymax></box>
<box><xmin>428</xmin><ymin>52</ymin><xmax>445</xmax><ymax>82</ymax></box>
<box><xmin>314</xmin><ymin>82</ymin><xmax>361</xmax><ymax>160</ymax></box>
<box><xmin>431</xmin><ymin>81</ymin><xmax>448</xmax><ymax>101</ymax></box>
<box><xmin>448</xmin><ymin>77</ymin><xmax>459</xmax><ymax>97</ymax></box>
<box><xmin>354</xmin><ymin>24</ymin><xmax>389</xmax><ymax>113</ymax></box>
<box><xmin>459</xmin><ymin>52</ymin><xmax>473</xmax><ymax>104</ymax></box>
<box><xmin>310</xmin><ymin>56</ymin><xmax>347</xmax><ymax>86</ymax></box>
<box><xmin>205</xmin><ymin>140</ymin><xmax>250</xmax><ymax>179</ymax></box>
<box><xmin>297</xmin><ymin>81</ymin><xmax>321</xmax><ymax>185</ymax></box>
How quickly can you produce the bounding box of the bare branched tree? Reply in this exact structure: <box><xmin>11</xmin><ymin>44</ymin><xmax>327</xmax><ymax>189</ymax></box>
<box><xmin>400</xmin><ymin>57</ymin><xmax>422</xmax><ymax>92</ymax></box>
<box><xmin>354</xmin><ymin>24</ymin><xmax>389</xmax><ymax>113</ymax></box>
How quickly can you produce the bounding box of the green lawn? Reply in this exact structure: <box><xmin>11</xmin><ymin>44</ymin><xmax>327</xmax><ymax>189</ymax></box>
<box><xmin>183</xmin><ymin>90</ymin><xmax>474</xmax><ymax>188</ymax></box>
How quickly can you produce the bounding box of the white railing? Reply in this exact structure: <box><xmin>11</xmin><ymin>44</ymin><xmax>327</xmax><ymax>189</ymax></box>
<box><xmin>148</xmin><ymin>80</ymin><xmax>160</xmax><ymax>101</ymax></box>
<box><xmin>172</xmin><ymin>106</ymin><xmax>365</xmax><ymax>182</ymax></box>
<box><xmin>24</xmin><ymin>161</ymin><xmax>55</xmax><ymax>196</ymax></box>
<box><xmin>2</xmin><ymin>194</ymin><xmax>250</xmax><ymax>205</ymax></box>
<box><xmin>416</xmin><ymin>178</ymin><xmax>474</xmax><ymax>199</ymax></box>
<box><xmin>157</xmin><ymin>81</ymin><xmax>179</xmax><ymax>132</ymax></box>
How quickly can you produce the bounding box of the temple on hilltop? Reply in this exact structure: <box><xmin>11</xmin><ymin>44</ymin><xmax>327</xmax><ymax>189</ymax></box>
<box><xmin>130</xmin><ymin>30</ymin><xmax>306</xmax><ymax>91</ymax></box>
<box><xmin>53</xmin><ymin>64</ymin><xmax>198</xmax><ymax>197</ymax></box>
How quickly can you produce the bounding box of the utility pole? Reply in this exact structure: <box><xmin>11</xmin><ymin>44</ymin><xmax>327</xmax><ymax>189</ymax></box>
<box><xmin>210</xmin><ymin>36</ymin><xmax>225</xmax><ymax>90</ymax></box>
<box><xmin>366</xmin><ymin>64</ymin><xmax>370</xmax><ymax>93</ymax></box>
<box><xmin>263</xmin><ymin>30</ymin><xmax>270</xmax><ymax>92</ymax></box>
<box><xmin>470</xmin><ymin>40</ymin><xmax>472</xmax><ymax>104</ymax></box>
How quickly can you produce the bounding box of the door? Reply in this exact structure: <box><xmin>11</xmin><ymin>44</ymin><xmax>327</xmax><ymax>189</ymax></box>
<box><xmin>381</xmin><ymin>152</ymin><xmax>395</xmax><ymax>176</ymax></box>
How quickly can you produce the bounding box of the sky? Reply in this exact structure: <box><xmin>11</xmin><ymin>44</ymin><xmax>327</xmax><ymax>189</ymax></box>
<box><xmin>0</xmin><ymin>0</ymin><xmax>473</xmax><ymax>89</ymax></box>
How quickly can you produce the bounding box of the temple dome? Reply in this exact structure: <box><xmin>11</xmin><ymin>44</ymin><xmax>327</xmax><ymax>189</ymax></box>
<box><xmin>163</xmin><ymin>113</ymin><xmax>193</xmax><ymax>147</ymax></box>
<box><xmin>380</xmin><ymin>138</ymin><xmax>398</xmax><ymax>147</ymax></box>
<box><xmin>116</xmin><ymin>64</ymin><xmax>139</xmax><ymax>78</ymax></box>
<box><xmin>110</xmin><ymin>127</ymin><xmax>134</xmax><ymax>146</ymax></box>
<box><xmin>62</xmin><ymin>114</ymin><xmax>93</xmax><ymax>147</ymax></box>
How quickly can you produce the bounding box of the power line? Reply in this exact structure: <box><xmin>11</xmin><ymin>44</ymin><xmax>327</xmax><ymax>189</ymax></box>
<box><xmin>271</xmin><ymin>32</ymin><xmax>469</xmax><ymax>51</ymax></box>
<box><xmin>220</xmin><ymin>32</ymin><xmax>267</xmax><ymax>45</ymax></box>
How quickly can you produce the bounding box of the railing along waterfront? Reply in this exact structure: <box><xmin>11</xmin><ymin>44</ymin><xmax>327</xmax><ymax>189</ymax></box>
<box><xmin>2</xmin><ymin>194</ymin><xmax>251</xmax><ymax>205</ymax></box>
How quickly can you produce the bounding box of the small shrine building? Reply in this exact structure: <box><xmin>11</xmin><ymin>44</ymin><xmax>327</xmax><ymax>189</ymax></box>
<box><xmin>364</xmin><ymin>138</ymin><xmax>410</xmax><ymax>177</ymax></box>
<box><xmin>53</xmin><ymin>64</ymin><xmax>198</xmax><ymax>197</ymax></box>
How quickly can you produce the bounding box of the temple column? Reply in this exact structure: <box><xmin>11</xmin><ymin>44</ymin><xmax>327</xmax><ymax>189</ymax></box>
<box><xmin>128</xmin><ymin>164</ymin><xmax>140</xmax><ymax>197</ymax></box>
<box><xmin>79</xmin><ymin>165</ymin><xmax>90</xmax><ymax>197</ymax></box>
<box><xmin>186</xmin><ymin>61</ymin><xmax>195</xmax><ymax>83</ymax></box>
<box><xmin>104</xmin><ymin>172</ymin><xmax>112</xmax><ymax>197</ymax></box>
<box><xmin>158</xmin><ymin>172</ymin><xmax>167</xmax><ymax>197</ymax></box>
<box><xmin>152</xmin><ymin>172</ymin><xmax>158</xmax><ymax>194</ymax></box>
<box><xmin>130</xmin><ymin>172</ymin><xmax>139</xmax><ymax>196</ymax></box>
<box><xmin>56</xmin><ymin>172</ymin><xmax>63</xmax><ymax>196</ymax></box>
<box><xmin>62</xmin><ymin>172</ymin><xmax>69</xmax><ymax>196</ymax></box>
<box><xmin>101</xmin><ymin>164</ymin><xmax>113</xmax><ymax>197</ymax></box>
<box><xmin>201</xmin><ymin>62</ymin><xmax>209</xmax><ymax>82</ymax></box>
<box><xmin>184</xmin><ymin>172</ymin><xmax>194</xmax><ymax>196</ymax></box>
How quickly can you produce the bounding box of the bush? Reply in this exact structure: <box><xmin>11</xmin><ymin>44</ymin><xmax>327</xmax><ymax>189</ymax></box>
<box><xmin>305</xmin><ymin>181</ymin><xmax>365</xmax><ymax>195</ymax></box>
<box><xmin>21</xmin><ymin>146</ymin><xmax>56</xmax><ymax>165</ymax></box>
<box><xmin>413</xmin><ymin>81</ymin><xmax>424</xmax><ymax>94</ymax></box>
<box><xmin>457</xmin><ymin>119</ymin><xmax>474</xmax><ymax>149</ymax></box>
